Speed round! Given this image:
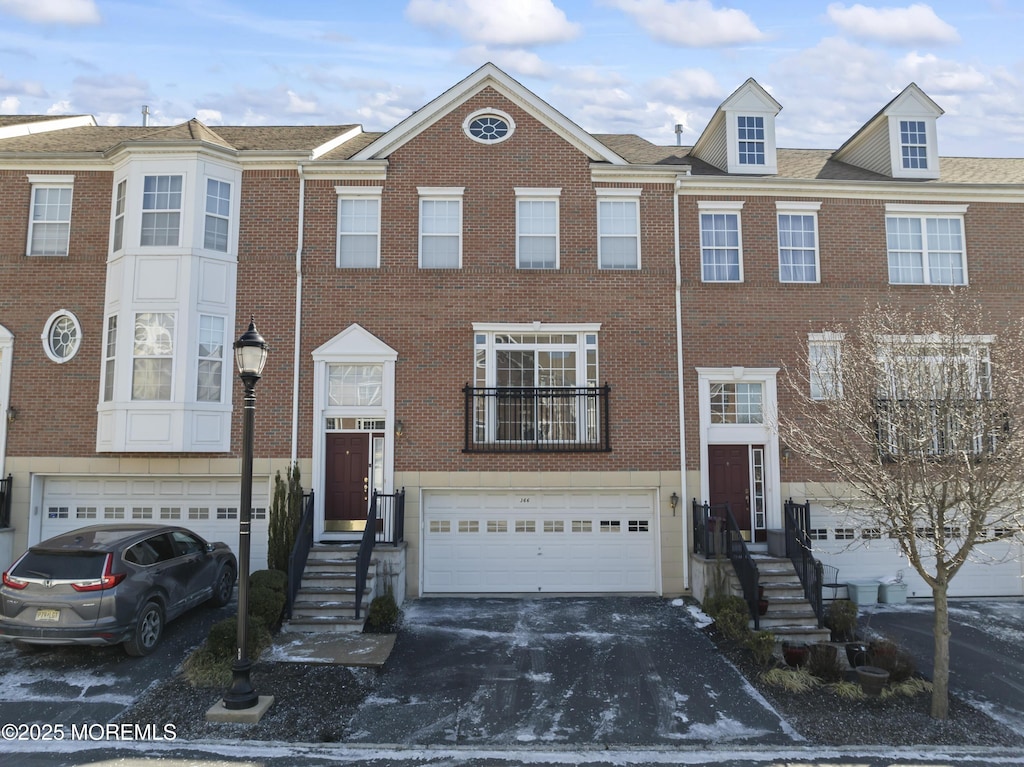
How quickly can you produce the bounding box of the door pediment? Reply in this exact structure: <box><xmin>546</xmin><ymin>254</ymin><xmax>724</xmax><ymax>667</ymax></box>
<box><xmin>313</xmin><ymin>323</ymin><xmax>397</xmax><ymax>362</ymax></box>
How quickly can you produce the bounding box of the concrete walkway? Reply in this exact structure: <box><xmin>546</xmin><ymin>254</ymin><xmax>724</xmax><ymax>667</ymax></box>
<box><xmin>344</xmin><ymin>597</ymin><xmax>800</xmax><ymax>747</ymax></box>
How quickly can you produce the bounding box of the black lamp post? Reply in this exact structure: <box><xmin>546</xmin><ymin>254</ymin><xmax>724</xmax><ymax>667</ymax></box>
<box><xmin>222</xmin><ymin>317</ymin><xmax>268</xmax><ymax>710</ymax></box>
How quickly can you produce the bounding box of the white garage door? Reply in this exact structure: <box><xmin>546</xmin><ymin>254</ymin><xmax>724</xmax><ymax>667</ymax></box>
<box><xmin>39</xmin><ymin>475</ymin><xmax>271</xmax><ymax>572</ymax></box>
<box><xmin>422</xmin><ymin>489</ymin><xmax>658</xmax><ymax>594</ymax></box>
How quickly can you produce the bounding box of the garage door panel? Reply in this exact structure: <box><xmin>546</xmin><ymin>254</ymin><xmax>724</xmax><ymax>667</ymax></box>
<box><xmin>423</xmin><ymin>490</ymin><xmax>657</xmax><ymax>594</ymax></box>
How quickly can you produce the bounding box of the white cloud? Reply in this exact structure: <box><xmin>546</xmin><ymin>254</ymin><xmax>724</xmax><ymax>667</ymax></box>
<box><xmin>826</xmin><ymin>2</ymin><xmax>960</xmax><ymax>45</ymax></box>
<box><xmin>0</xmin><ymin>95</ymin><xmax>20</xmax><ymax>113</ymax></box>
<box><xmin>648</xmin><ymin>68</ymin><xmax>723</xmax><ymax>106</ymax></box>
<box><xmin>285</xmin><ymin>90</ymin><xmax>318</xmax><ymax>115</ymax></box>
<box><xmin>0</xmin><ymin>0</ymin><xmax>100</xmax><ymax>25</ymax></box>
<box><xmin>897</xmin><ymin>52</ymin><xmax>989</xmax><ymax>94</ymax></box>
<box><xmin>603</xmin><ymin>0</ymin><xmax>765</xmax><ymax>47</ymax></box>
<box><xmin>459</xmin><ymin>45</ymin><xmax>553</xmax><ymax>78</ymax></box>
<box><xmin>405</xmin><ymin>0</ymin><xmax>580</xmax><ymax>46</ymax></box>
<box><xmin>196</xmin><ymin>108</ymin><xmax>224</xmax><ymax>124</ymax></box>
<box><xmin>46</xmin><ymin>99</ymin><xmax>73</xmax><ymax>115</ymax></box>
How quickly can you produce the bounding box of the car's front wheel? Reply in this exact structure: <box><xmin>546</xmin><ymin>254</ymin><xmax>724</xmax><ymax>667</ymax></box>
<box><xmin>124</xmin><ymin>601</ymin><xmax>164</xmax><ymax>656</ymax></box>
<box><xmin>209</xmin><ymin>565</ymin><xmax>236</xmax><ymax>608</ymax></box>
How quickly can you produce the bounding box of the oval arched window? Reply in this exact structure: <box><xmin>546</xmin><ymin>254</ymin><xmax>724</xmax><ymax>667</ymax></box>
<box><xmin>463</xmin><ymin>109</ymin><xmax>515</xmax><ymax>145</ymax></box>
<box><xmin>42</xmin><ymin>310</ymin><xmax>82</xmax><ymax>363</ymax></box>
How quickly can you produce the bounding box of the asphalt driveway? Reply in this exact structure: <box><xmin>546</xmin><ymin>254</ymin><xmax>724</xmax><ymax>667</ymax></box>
<box><xmin>862</xmin><ymin>598</ymin><xmax>1024</xmax><ymax>731</ymax></box>
<box><xmin>345</xmin><ymin>596</ymin><xmax>799</xmax><ymax>747</ymax></box>
<box><xmin>0</xmin><ymin>597</ymin><xmax>233</xmax><ymax>727</ymax></box>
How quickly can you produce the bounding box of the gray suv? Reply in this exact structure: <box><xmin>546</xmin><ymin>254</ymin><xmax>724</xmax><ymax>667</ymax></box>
<box><xmin>0</xmin><ymin>524</ymin><xmax>236</xmax><ymax>655</ymax></box>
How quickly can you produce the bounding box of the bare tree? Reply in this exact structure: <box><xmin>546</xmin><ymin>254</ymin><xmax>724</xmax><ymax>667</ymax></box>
<box><xmin>779</xmin><ymin>292</ymin><xmax>1024</xmax><ymax>719</ymax></box>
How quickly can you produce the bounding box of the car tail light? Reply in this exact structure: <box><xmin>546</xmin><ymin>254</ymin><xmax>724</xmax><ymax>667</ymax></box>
<box><xmin>70</xmin><ymin>554</ymin><xmax>126</xmax><ymax>592</ymax></box>
<box><xmin>2</xmin><ymin>570</ymin><xmax>27</xmax><ymax>590</ymax></box>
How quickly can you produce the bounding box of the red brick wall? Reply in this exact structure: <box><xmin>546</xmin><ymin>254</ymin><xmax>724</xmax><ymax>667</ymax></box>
<box><xmin>0</xmin><ymin>170</ymin><xmax>111</xmax><ymax>456</ymax></box>
<box><xmin>678</xmin><ymin>195</ymin><xmax>1024</xmax><ymax>480</ymax></box>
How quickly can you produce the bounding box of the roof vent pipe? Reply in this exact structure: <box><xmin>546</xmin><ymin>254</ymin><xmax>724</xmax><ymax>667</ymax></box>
<box><xmin>674</xmin><ymin>123</ymin><xmax>684</xmax><ymax>147</ymax></box>
<box><xmin>142</xmin><ymin>105</ymin><xmax>150</xmax><ymax>127</ymax></box>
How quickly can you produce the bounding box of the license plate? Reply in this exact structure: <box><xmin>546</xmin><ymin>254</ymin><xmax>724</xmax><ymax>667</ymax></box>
<box><xmin>35</xmin><ymin>609</ymin><xmax>60</xmax><ymax>622</ymax></box>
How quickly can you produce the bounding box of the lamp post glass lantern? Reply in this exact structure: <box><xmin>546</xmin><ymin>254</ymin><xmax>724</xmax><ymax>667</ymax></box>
<box><xmin>222</xmin><ymin>317</ymin><xmax>268</xmax><ymax>711</ymax></box>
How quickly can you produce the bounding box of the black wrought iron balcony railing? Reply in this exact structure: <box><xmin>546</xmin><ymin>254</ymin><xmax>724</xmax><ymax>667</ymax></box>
<box><xmin>463</xmin><ymin>385</ymin><xmax>611</xmax><ymax>453</ymax></box>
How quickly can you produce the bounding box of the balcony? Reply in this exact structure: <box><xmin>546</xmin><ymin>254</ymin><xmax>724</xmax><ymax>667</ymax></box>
<box><xmin>463</xmin><ymin>385</ymin><xmax>611</xmax><ymax>453</ymax></box>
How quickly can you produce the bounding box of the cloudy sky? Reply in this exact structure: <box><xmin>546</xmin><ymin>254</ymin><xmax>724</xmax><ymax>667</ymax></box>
<box><xmin>1</xmin><ymin>0</ymin><xmax>1022</xmax><ymax>156</ymax></box>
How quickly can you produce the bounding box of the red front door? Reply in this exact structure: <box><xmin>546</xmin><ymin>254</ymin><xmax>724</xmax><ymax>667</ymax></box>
<box><xmin>709</xmin><ymin>444</ymin><xmax>751</xmax><ymax>540</ymax></box>
<box><xmin>325</xmin><ymin>433</ymin><xmax>370</xmax><ymax>532</ymax></box>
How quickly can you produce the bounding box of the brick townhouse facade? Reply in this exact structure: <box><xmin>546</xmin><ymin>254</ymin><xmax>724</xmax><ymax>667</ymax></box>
<box><xmin>0</xmin><ymin>64</ymin><xmax>1021</xmax><ymax>600</ymax></box>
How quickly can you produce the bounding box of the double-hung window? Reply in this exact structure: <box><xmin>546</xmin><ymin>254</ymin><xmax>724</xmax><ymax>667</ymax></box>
<box><xmin>808</xmin><ymin>332</ymin><xmax>843</xmax><ymax>400</ymax></box>
<box><xmin>737</xmin><ymin>116</ymin><xmax>765</xmax><ymax>167</ymax></box>
<box><xmin>112</xmin><ymin>179</ymin><xmax>126</xmax><ymax>252</ymax></box>
<box><xmin>468</xmin><ymin>325</ymin><xmax>607</xmax><ymax>451</ymax></box>
<box><xmin>699</xmin><ymin>201</ymin><xmax>743</xmax><ymax>282</ymax></box>
<box><xmin>516</xmin><ymin>188</ymin><xmax>559</xmax><ymax>269</ymax></box>
<box><xmin>900</xmin><ymin>120</ymin><xmax>928</xmax><ymax>170</ymax></box>
<box><xmin>27</xmin><ymin>175</ymin><xmax>74</xmax><ymax>256</ymax></box>
<box><xmin>597</xmin><ymin>189</ymin><xmax>641</xmax><ymax>269</ymax></box>
<box><xmin>419</xmin><ymin>187</ymin><xmax>463</xmax><ymax>268</ymax></box>
<box><xmin>132</xmin><ymin>312</ymin><xmax>175</xmax><ymax>401</ymax></box>
<box><xmin>777</xmin><ymin>202</ymin><xmax>820</xmax><ymax>283</ymax></box>
<box><xmin>204</xmin><ymin>179</ymin><xmax>231</xmax><ymax>252</ymax></box>
<box><xmin>141</xmin><ymin>175</ymin><xmax>182</xmax><ymax>247</ymax></box>
<box><xmin>196</xmin><ymin>315</ymin><xmax>225</xmax><ymax>402</ymax></box>
<box><xmin>337</xmin><ymin>187</ymin><xmax>382</xmax><ymax>268</ymax></box>
<box><xmin>103</xmin><ymin>316</ymin><xmax>117</xmax><ymax>402</ymax></box>
<box><xmin>885</xmin><ymin>204</ymin><xmax>967</xmax><ymax>285</ymax></box>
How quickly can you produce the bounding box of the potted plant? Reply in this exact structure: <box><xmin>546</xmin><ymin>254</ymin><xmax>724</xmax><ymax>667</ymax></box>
<box><xmin>855</xmin><ymin>665</ymin><xmax>890</xmax><ymax>696</ymax></box>
<box><xmin>781</xmin><ymin>641</ymin><xmax>809</xmax><ymax>667</ymax></box>
<box><xmin>845</xmin><ymin>640</ymin><xmax>869</xmax><ymax>668</ymax></box>
<box><xmin>823</xmin><ymin>599</ymin><xmax>858</xmax><ymax>642</ymax></box>
<box><xmin>758</xmin><ymin>585</ymin><xmax>769</xmax><ymax>616</ymax></box>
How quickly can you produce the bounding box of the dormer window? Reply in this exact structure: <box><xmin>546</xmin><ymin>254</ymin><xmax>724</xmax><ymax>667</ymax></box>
<box><xmin>737</xmin><ymin>116</ymin><xmax>765</xmax><ymax>166</ymax></box>
<box><xmin>900</xmin><ymin>120</ymin><xmax>928</xmax><ymax>170</ymax></box>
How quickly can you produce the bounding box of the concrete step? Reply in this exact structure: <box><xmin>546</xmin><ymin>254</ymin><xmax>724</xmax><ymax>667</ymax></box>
<box><xmin>290</xmin><ymin>599</ymin><xmax>369</xmax><ymax>618</ymax></box>
<box><xmin>301</xmin><ymin>572</ymin><xmax>374</xmax><ymax>589</ymax></box>
<box><xmin>765</xmin><ymin>625</ymin><xmax>832</xmax><ymax>644</ymax></box>
<box><xmin>757</xmin><ymin>609</ymin><xmax>819</xmax><ymax>628</ymax></box>
<box><xmin>294</xmin><ymin>586</ymin><xmax>357</xmax><ymax>602</ymax></box>
<box><xmin>281</xmin><ymin>616</ymin><xmax>367</xmax><ymax>634</ymax></box>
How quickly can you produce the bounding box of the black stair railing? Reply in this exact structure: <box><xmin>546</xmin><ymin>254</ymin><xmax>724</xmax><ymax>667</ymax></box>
<box><xmin>285</xmin><ymin>491</ymin><xmax>315</xmax><ymax>619</ymax></box>
<box><xmin>783</xmin><ymin>498</ymin><xmax>824</xmax><ymax>626</ymax></box>
<box><xmin>354</xmin><ymin>488</ymin><xmax>406</xmax><ymax>620</ymax></box>
<box><xmin>0</xmin><ymin>474</ymin><xmax>11</xmax><ymax>529</ymax></box>
<box><xmin>692</xmin><ymin>499</ymin><xmax>761</xmax><ymax>629</ymax></box>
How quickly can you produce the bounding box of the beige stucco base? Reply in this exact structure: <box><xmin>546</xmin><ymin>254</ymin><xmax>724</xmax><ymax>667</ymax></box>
<box><xmin>394</xmin><ymin>470</ymin><xmax>687</xmax><ymax>599</ymax></box>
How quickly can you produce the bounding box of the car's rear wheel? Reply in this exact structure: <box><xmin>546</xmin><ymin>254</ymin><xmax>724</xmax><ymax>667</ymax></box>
<box><xmin>209</xmin><ymin>565</ymin><xmax>236</xmax><ymax>608</ymax></box>
<box><xmin>124</xmin><ymin>601</ymin><xmax>163</xmax><ymax>656</ymax></box>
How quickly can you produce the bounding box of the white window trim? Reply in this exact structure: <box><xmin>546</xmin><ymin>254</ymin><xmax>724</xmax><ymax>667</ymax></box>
<box><xmin>596</xmin><ymin>188</ymin><xmax>642</xmax><ymax>270</ymax></box>
<box><xmin>726</xmin><ymin>112</ymin><xmax>778</xmax><ymax>175</ymax></box>
<box><xmin>418</xmin><ymin>187</ymin><xmax>464</xmax><ymax>269</ymax></box>
<box><xmin>515</xmin><ymin>188</ymin><xmax>561</xmax><ymax>270</ymax></box>
<box><xmin>196</xmin><ymin>314</ymin><xmax>227</xmax><ymax>404</ymax></box>
<box><xmin>698</xmin><ymin>200</ymin><xmax>744</xmax><ymax>283</ymax></box>
<box><xmin>131</xmin><ymin>311</ymin><xmax>176</xmax><ymax>402</ymax></box>
<box><xmin>888</xmin><ymin>115</ymin><xmax>939</xmax><ymax>179</ymax></box>
<box><xmin>884</xmin><ymin>203</ymin><xmax>968</xmax><ymax>286</ymax></box>
<box><xmin>203</xmin><ymin>177</ymin><xmax>232</xmax><ymax>253</ymax></box>
<box><xmin>41</xmin><ymin>309</ymin><xmax>82</xmax><ymax>364</ymax></box>
<box><xmin>140</xmin><ymin>173</ymin><xmax>184</xmax><ymax>248</ymax></box>
<box><xmin>335</xmin><ymin>186</ymin><xmax>383</xmax><ymax>269</ymax></box>
<box><xmin>695</xmin><ymin>366</ymin><xmax>782</xmax><ymax>531</ymax></box>
<box><xmin>463</xmin><ymin>108</ymin><xmax>516</xmax><ymax>145</ymax></box>
<box><xmin>808</xmin><ymin>332</ymin><xmax>844</xmax><ymax>400</ymax></box>
<box><xmin>111</xmin><ymin>178</ymin><xmax>127</xmax><ymax>253</ymax></box>
<box><xmin>0</xmin><ymin>324</ymin><xmax>12</xmax><ymax>473</ymax></box>
<box><xmin>26</xmin><ymin>174</ymin><xmax>75</xmax><ymax>257</ymax></box>
<box><xmin>776</xmin><ymin>201</ymin><xmax>821</xmax><ymax>284</ymax></box>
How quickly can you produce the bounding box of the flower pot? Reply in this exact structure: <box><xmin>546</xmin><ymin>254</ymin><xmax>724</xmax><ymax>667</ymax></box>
<box><xmin>856</xmin><ymin>665</ymin><xmax>890</xmax><ymax>696</ymax></box>
<box><xmin>758</xmin><ymin>597</ymin><xmax>769</xmax><ymax>615</ymax></box>
<box><xmin>810</xmin><ymin>642</ymin><xmax>838</xmax><ymax>665</ymax></box>
<box><xmin>845</xmin><ymin>641</ymin><xmax>869</xmax><ymax>668</ymax></box>
<box><xmin>782</xmin><ymin>642</ymin><xmax>809</xmax><ymax>668</ymax></box>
